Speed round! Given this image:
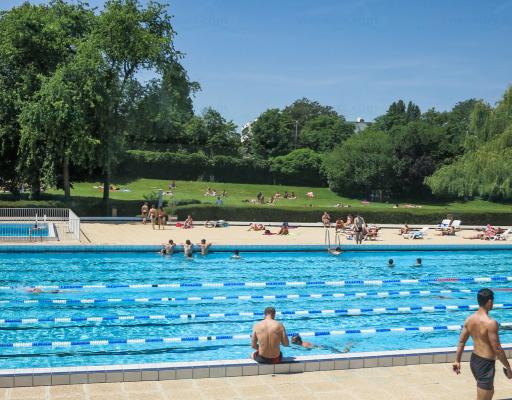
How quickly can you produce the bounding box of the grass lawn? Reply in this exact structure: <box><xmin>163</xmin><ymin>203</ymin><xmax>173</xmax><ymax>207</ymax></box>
<box><xmin>1</xmin><ymin>179</ymin><xmax>511</xmax><ymax>222</ymax></box>
<box><xmin>32</xmin><ymin>178</ymin><xmax>512</xmax><ymax>213</ymax></box>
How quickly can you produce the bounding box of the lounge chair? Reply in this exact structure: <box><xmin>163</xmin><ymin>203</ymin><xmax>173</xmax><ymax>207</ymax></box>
<box><xmin>404</xmin><ymin>227</ymin><xmax>429</xmax><ymax>239</ymax></box>
<box><xmin>493</xmin><ymin>228</ymin><xmax>512</xmax><ymax>241</ymax></box>
<box><xmin>451</xmin><ymin>220</ymin><xmax>462</xmax><ymax>231</ymax></box>
<box><xmin>436</xmin><ymin>219</ymin><xmax>451</xmax><ymax>230</ymax></box>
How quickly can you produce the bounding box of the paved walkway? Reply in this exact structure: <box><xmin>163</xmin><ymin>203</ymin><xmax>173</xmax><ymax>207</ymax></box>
<box><xmin>3</xmin><ymin>362</ymin><xmax>512</xmax><ymax>400</ymax></box>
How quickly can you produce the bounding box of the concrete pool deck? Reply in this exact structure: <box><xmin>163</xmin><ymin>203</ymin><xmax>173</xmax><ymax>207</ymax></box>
<box><xmin>3</xmin><ymin>361</ymin><xmax>512</xmax><ymax>399</ymax></box>
<box><xmin>78</xmin><ymin>223</ymin><xmax>511</xmax><ymax>246</ymax></box>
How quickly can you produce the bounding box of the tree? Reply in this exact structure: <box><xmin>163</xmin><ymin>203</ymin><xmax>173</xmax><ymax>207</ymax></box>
<box><xmin>324</xmin><ymin>130</ymin><xmax>394</xmax><ymax>196</ymax></box>
<box><xmin>270</xmin><ymin>149</ymin><xmax>325</xmax><ymax>186</ymax></box>
<box><xmin>283</xmin><ymin>98</ymin><xmax>338</xmax><ymax>126</ymax></box>
<box><xmin>125</xmin><ymin>62</ymin><xmax>199</xmax><ymax>150</ymax></box>
<box><xmin>18</xmin><ymin>42</ymin><xmax>105</xmax><ymax>199</ymax></box>
<box><xmin>426</xmin><ymin>87</ymin><xmax>512</xmax><ymax>200</ymax></box>
<box><xmin>299</xmin><ymin>115</ymin><xmax>354</xmax><ymax>152</ymax></box>
<box><xmin>0</xmin><ymin>0</ymin><xmax>93</xmax><ymax>197</ymax></box>
<box><xmin>248</xmin><ymin>109</ymin><xmax>293</xmax><ymax>158</ymax></box>
<box><xmin>389</xmin><ymin>121</ymin><xmax>451</xmax><ymax>196</ymax></box>
<box><xmin>91</xmin><ymin>0</ymin><xmax>179</xmax><ymax>201</ymax></box>
<box><xmin>282</xmin><ymin>98</ymin><xmax>339</xmax><ymax>140</ymax></box>
<box><xmin>202</xmin><ymin>108</ymin><xmax>240</xmax><ymax>157</ymax></box>
<box><xmin>373</xmin><ymin>100</ymin><xmax>421</xmax><ymax>131</ymax></box>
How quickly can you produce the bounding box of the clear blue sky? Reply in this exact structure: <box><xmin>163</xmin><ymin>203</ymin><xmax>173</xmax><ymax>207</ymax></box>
<box><xmin>3</xmin><ymin>0</ymin><xmax>512</xmax><ymax>128</ymax></box>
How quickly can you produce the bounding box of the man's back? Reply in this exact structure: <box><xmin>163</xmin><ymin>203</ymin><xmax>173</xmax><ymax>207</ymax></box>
<box><xmin>253</xmin><ymin>319</ymin><xmax>284</xmax><ymax>358</ymax></box>
<box><xmin>466</xmin><ymin>311</ymin><xmax>496</xmax><ymax>359</ymax></box>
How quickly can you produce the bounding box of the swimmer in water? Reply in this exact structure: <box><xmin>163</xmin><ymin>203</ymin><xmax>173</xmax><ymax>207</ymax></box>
<box><xmin>388</xmin><ymin>259</ymin><xmax>394</xmax><ymax>267</ymax></box>
<box><xmin>199</xmin><ymin>239</ymin><xmax>211</xmax><ymax>255</ymax></box>
<box><xmin>328</xmin><ymin>247</ymin><xmax>342</xmax><ymax>256</ymax></box>
<box><xmin>231</xmin><ymin>250</ymin><xmax>241</xmax><ymax>259</ymax></box>
<box><xmin>183</xmin><ymin>240</ymin><xmax>193</xmax><ymax>259</ymax></box>
<box><xmin>292</xmin><ymin>335</ymin><xmax>354</xmax><ymax>353</ymax></box>
<box><xmin>24</xmin><ymin>288</ymin><xmax>61</xmax><ymax>294</ymax></box>
<box><xmin>291</xmin><ymin>335</ymin><xmax>314</xmax><ymax>348</ymax></box>
<box><xmin>415</xmin><ymin>258</ymin><xmax>422</xmax><ymax>266</ymax></box>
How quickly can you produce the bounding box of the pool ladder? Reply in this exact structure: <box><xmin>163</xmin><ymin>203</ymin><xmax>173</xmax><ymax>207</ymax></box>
<box><xmin>324</xmin><ymin>228</ymin><xmax>342</xmax><ymax>249</ymax></box>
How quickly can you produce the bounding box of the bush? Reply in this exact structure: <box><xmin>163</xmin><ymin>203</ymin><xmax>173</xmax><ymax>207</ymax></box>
<box><xmin>209</xmin><ymin>156</ymin><xmax>272</xmax><ymax>183</ymax></box>
<box><xmin>270</xmin><ymin>149</ymin><xmax>326</xmax><ymax>186</ymax></box>
<box><xmin>173</xmin><ymin>204</ymin><xmax>512</xmax><ymax>225</ymax></box>
<box><xmin>117</xmin><ymin>151</ymin><xmax>209</xmax><ymax>180</ymax></box>
<box><xmin>117</xmin><ymin>150</ymin><xmax>330</xmax><ymax>186</ymax></box>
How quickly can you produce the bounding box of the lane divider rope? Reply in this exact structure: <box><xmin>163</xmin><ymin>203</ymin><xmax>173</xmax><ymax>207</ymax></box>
<box><xmin>2</xmin><ymin>275</ymin><xmax>511</xmax><ymax>291</ymax></box>
<box><xmin>2</xmin><ymin>303</ymin><xmax>510</xmax><ymax>326</ymax></box>
<box><xmin>6</xmin><ymin>322</ymin><xmax>512</xmax><ymax>349</ymax></box>
<box><xmin>0</xmin><ymin>288</ymin><xmax>480</xmax><ymax>306</ymax></box>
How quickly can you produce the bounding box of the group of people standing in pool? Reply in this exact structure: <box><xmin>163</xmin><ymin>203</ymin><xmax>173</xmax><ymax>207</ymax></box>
<box><xmin>160</xmin><ymin>239</ymin><xmax>240</xmax><ymax>259</ymax></box>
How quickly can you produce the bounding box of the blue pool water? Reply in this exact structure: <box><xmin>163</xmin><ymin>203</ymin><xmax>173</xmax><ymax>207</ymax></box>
<box><xmin>0</xmin><ymin>223</ymin><xmax>49</xmax><ymax>237</ymax></box>
<box><xmin>1</xmin><ymin>250</ymin><xmax>512</xmax><ymax>368</ymax></box>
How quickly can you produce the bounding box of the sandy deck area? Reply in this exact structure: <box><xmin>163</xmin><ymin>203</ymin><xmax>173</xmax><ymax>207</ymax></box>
<box><xmin>78</xmin><ymin>223</ymin><xmax>511</xmax><ymax>246</ymax></box>
<box><xmin>3</xmin><ymin>362</ymin><xmax>512</xmax><ymax>399</ymax></box>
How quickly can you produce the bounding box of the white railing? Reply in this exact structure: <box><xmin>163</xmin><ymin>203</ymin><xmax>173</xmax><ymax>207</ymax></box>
<box><xmin>0</xmin><ymin>208</ymin><xmax>70</xmax><ymax>222</ymax></box>
<box><xmin>0</xmin><ymin>208</ymin><xmax>80</xmax><ymax>242</ymax></box>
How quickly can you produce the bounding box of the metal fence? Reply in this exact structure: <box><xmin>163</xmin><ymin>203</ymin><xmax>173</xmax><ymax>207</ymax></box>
<box><xmin>0</xmin><ymin>208</ymin><xmax>80</xmax><ymax>242</ymax></box>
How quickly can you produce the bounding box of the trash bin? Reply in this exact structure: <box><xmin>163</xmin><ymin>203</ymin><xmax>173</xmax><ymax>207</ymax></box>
<box><xmin>112</xmin><ymin>207</ymin><xmax>117</xmax><ymax>217</ymax></box>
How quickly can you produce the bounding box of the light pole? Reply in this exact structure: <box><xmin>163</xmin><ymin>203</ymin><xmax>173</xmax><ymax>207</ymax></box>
<box><xmin>294</xmin><ymin>120</ymin><xmax>298</xmax><ymax>148</ymax></box>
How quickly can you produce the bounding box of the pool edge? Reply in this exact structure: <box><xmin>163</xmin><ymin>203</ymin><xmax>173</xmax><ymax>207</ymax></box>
<box><xmin>1</xmin><ymin>243</ymin><xmax>512</xmax><ymax>253</ymax></box>
<box><xmin>1</xmin><ymin>344</ymin><xmax>509</xmax><ymax>387</ymax></box>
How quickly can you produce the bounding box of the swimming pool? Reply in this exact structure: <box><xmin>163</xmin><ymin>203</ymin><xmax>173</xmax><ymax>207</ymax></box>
<box><xmin>0</xmin><ymin>223</ymin><xmax>50</xmax><ymax>238</ymax></box>
<box><xmin>1</xmin><ymin>249</ymin><xmax>512</xmax><ymax>369</ymax></box>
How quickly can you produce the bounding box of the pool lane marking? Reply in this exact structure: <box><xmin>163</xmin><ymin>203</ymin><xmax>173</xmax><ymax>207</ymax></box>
<box><xmin>2</xmin><ymin>303</ymin><xmax>511</xmax><ymax>326</ymax></box>
<box><xmin>2</xmin><ymin>275</ymin><xmax>511</xmax><ymax>291</ymax></box>
<box><xmin>4</xmin><ymin>322</ymin><xmax>512</xmax><ymax>348</ymax></box>
<box><xmin>0</xmin><ymin>288</ymin><xmax>481</xmax><ymax>306</ymax></box>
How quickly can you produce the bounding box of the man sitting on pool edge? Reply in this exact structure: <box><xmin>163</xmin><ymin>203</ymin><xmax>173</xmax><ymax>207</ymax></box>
<box><xmin>251</xmin><ymin>306</ymin><xmax>289</xmax><ymax>364</ymax></box>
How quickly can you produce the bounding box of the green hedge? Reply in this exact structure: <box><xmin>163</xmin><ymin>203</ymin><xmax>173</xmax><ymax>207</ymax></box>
<box><xmin>116</xmin><ymin>151</ymin><xmax>209</xmax><ymax>180</ymax></box>
<box><xmin>115</xmin><ymin>150</ymin><xmax>274</xmax><ymax>184</ymax></box>
<box><xmin>174</xmin><ymin>204</ymin><xmax>512</xmax><ymax>225</ymax></box>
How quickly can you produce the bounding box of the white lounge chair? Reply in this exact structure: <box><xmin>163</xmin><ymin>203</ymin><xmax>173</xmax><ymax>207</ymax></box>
<box><xmin>403</xmin><ymin>227</ymin><xmax>429</xmax><ymax>239</ymax></box>
<box><xmin>436</xmin><ymin>219</ymin><xmax>451</xmax><ymax>230</ymax></box>
<box><xmin>493</xmin><ymin>228</ymin><xmax>512</xmax><ymax>241</ymax></box>
<box><xmin>451</xmin><ymin>220</ymin><xmax>461</xmax><ymax>231</ymax></box>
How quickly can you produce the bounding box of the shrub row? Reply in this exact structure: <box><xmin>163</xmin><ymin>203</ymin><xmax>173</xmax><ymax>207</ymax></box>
<box><xmin>174</xmin><ymin>204</ymin><xmax>512</xmax><ymax>225</ymax></box>
<box><xmin>115</xmin><ymin>151</ymin><xmax>273</xmax><ymax>184</ymax></box>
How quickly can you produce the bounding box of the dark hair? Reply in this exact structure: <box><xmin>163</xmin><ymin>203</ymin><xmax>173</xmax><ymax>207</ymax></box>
<box><xmin>169</xmin><ymin>240</ymin><xmax>174</xmax><ymax>244</ymax></box>
<box><xmin>291</xmin><ymin>335</ymin><xmax>302</xmax><ymax>345</ymax></box>
<box><xmin>264</xmin><ymin>307</ymin><xmax>276</xmax><ymax>316</ymax></box>
<box><xmin>388</xmin><ymin>259</ymin><xmax>394</xmax><ymax>265</ymax></box>
<box><xmin>416</xmin><ymin>258</ymin><xmax>422</xmax><ymax>264</ymax></box>
<box><xmin>201</xmin><ymin>239</ymin><xmax>206</xmax><ymax>243</ymax></box>
<box><xmin>477</xmin><ymin>288</ymin><xmax>494</xmax><ymax>307</ymax></box>
<box><xmin>335</xmin><ymin>247</ymin><xmax>341</xmax><ymax>251</ymax></box>
<box><xmin>185</xmin><ymin>239</ymin><xmax>191</xmax><ymax>245</ymax></box>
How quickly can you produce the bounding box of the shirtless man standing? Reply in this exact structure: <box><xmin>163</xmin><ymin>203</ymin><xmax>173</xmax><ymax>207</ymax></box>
<box><xmin>251</xmin><ymin>307</ymin><xmax>289</xmax><ymax>364</ymax></box>
<box><xmin>453</xmin><ymin>288</ymin><xmax>512</xmax><ymax>399</ymax></box>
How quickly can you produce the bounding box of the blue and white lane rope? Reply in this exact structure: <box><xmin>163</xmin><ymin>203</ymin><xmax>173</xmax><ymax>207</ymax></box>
<box><xmin>4</xmin><ymin>322</ymin><xmax>512</xmax><ymax>349</ymax></box>
<box><xmin>2</xmin><ymin>275</ymin><xmax>512</xmax><ymax>291</ymax></box>
<box><xmin>0</xmin><ymin>288</ymin><xmax>480</xmax><ymax>306</ymax></box>
<box><xmin>2</xmin><ymin>303</ymin><xmax>511</xmax><ymax>325</ymax></box>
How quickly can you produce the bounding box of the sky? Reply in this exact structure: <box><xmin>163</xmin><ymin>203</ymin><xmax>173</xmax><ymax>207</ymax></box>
<box><xmin>3</xmin><ymin>0</ymin><xmax>512</xmax><ymax>128</ymax></box>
